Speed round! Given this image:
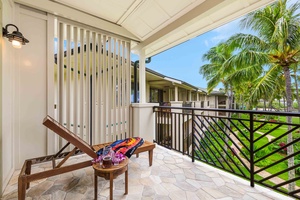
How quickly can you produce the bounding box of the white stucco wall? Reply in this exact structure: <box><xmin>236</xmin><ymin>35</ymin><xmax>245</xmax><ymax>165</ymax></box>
<box><xmin>14</xmin><ymin>5</ymin><xmax>48</xmax><ymax>167</ymax></box>
<box><xmin>1</xmin><ymin>0</ymin><xmax>15</xmax><ymax>194</ymax></box>
<box><xmin>1</xmin><ymin>3</ymin><xmax>49</xmax><ymax>194</ymax></box>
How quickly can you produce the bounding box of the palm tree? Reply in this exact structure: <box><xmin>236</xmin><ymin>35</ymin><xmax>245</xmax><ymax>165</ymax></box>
<box><xmin>226</xmin><ymin>0</ymin><xmax>300</xmax><ymax>191</ymax></box>
<box><xmin>200</xmin><ymin>43</ymin><xmax>236</xmax><ymax>107</ymax></box>
<box><xmin>291</xmin><ymin>64</ymin><xmax>300</xmax><ymax>112</ymax></box>
<box><xmin>200</xmin><ymin>42</ymin><xmax>238</xmax><ymax>159</ymax></box>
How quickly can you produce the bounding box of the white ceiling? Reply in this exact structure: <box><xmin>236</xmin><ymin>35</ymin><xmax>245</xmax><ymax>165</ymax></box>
<box><xmin>17</xmin><ymin>0</ymin><xmax>275</xmax><ymax>57</ymax></box>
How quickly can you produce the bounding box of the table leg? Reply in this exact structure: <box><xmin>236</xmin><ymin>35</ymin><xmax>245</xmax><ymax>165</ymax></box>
<box><xmin>110</xmin><ymin>172</ymin><xmax>113</xmax><ymax>200</ymax></box>
<box><xmin>148</xmin><ymin>150</ymin><xmax>153</xmax><ymax>166</ymax></box>
<box><xmin>125</xmin><ymin>168</ymin><xmax>128</xmax><ymax>194</ymax></box>
<box><xmin>94</xmin><ymin>173</ymin><xmax>98</xmax><ymax>200</ymax></box>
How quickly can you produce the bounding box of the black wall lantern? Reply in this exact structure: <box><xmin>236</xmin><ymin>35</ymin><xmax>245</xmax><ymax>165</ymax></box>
<box><xmin>2</xmin><ymin>24</ymin><xmax>29</xmax><ymax>48</ymax></box>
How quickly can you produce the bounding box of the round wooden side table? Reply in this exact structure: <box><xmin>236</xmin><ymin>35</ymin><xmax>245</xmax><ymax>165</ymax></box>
<box><xmin>92</xmin><ymin>157</ymin><xmax>128</xmax><ymax>200</ymax></box>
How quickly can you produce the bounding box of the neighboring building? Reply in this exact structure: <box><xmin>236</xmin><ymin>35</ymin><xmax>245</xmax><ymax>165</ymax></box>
<box><xmin>132</xmin><ymin>66</ymin><xmax>228</xmax><ymax>111</ymax></box>
<box><xmin>132</xmin><ymin>66</ymin><xmax>228</xmax><ymax>153</ymax></box>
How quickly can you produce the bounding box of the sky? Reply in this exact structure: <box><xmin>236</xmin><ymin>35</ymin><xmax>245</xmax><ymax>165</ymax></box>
<box><xmin>131</xmin><ymin>0</ymin><xmax>297</xmax><ymax>89</ymax></box>
<box><xmin>131</xmin><ymin>17</ymin><xmax>248</xmax><ymax>89</ymax></box>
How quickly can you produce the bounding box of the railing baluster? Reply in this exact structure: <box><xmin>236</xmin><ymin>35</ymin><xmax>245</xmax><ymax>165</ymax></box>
<box><xmin>182</xmin><ymin>113</ymin><xmax>185</xmax><ymax>155</ymax></box>
<box><xmin>250</xmin><ymin>113</ymin><xmax>254</xmax><ymax>187</ymax></box>
<box><xmin>179</xmin><ymin>113</ymin><xmax>181</xmax><ymax>153</ymax></box>
<box><xmin>171</xmin><ymin>112</ymin><xmax>173</xmax><ymax>149</ymax></box>
<box><xmin>192</xmin><ymin>109</ymin><xmax>195</xmax><ymax>162</ymax></box>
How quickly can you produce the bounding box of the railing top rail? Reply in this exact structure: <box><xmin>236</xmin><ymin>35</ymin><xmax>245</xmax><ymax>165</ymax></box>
<box><xmin>153</xmin><ymin>106</ymin><xmax>300</xmax><ymax>117</ymax></box>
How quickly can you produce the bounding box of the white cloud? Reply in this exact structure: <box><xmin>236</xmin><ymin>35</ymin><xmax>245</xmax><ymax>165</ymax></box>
<box><xmin>204</xmin><ymin>40</ymin><xmax>209</xmax><ymax>47</ymax></box>
<box><xmin>210</xmin><ymin>35</ymin><xmax>229</xmax><ymax>44</ymax></box>
<box><xmin>209</xmin><ymin>18</ymin><xmax>242</xmax><ymax>44</ymax></box>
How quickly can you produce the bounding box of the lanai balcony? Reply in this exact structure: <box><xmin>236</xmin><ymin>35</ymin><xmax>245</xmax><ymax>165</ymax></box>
<box><xmin>2</xmin><ymin>0</ymin><xmax>297</xmax><ymax>200</ymax></box>
<box><xmin>2</xmin><ymin>106</ymin><xmax>300</xmax><ymax>199</ymax></box>
<box><xmin>2</xmin><ymin>145</ymin><xmax>294</xmax><ymax>200</ymax></box>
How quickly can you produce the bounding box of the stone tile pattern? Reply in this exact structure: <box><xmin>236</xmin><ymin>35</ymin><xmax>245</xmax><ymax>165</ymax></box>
<box><xmin>2</xmin><ymin>146</ymin><xmax>294</xmax><ymax>200</ymax></box>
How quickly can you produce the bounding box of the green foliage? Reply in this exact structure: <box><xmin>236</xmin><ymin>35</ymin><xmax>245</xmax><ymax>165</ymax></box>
<box><xmin>293</xmin><ymin>102</ymin><xmax>298</xmax><ymax>109</ymax></box>
<box><xmin>295</xmin><ymin>159</ymin><xmax>300</xmax><ymax>175</ymax></box>
<box><xmin>196</xmin><ymin>130</ymin><xmax>235</xmax><ymax>166</ymax></box>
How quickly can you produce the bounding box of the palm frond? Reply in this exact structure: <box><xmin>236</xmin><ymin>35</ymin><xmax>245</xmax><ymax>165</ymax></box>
<box><xmin>226</xmin><ymin>64</ymin><xmax>263</xmax><ymax>84</ymax></box>
<box><xmin>229</xmin><ymin>49</ymin><xmax>269</xmax><ymax>67</ymax></box>
<box><xmin>226</xmin><ymin>33</ymin><xmax>268</xmax><ymax>51</ymax></box>
<box><xmin>248</xmin><ymin>65</ymin><xmax>281</xmax><ymax>104</ymax></box>
<box><xmin>199</xmin><ymin>63</ymin><xmax>220</xmax><ymax>80</ymax></box>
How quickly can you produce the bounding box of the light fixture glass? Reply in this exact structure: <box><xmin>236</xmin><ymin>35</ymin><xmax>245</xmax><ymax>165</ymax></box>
<box><xmin>12</xmin><ymin>40</ymin><xmax>22</xmax><ymax>48</ymax></box>
<box><xmin>2</xmin><ymin>24</ymin><xmax>29</xmax><ymax>48</ymax></box>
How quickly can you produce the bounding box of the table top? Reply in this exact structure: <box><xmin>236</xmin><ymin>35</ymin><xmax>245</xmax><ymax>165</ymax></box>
<box><xmin>92</xmin><ymin>157</ymin><xmax>128</xmax><ymax>173</ymax></box>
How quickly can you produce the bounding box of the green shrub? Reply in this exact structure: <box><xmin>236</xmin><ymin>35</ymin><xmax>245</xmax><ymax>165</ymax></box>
<box><xmin>293</xmin><ymin>102</ymin><xmax>298</xmax><ymax>109</ymax></box>
<box><xmin>295</xmin><ymin>159</ymin><xmax>300</xmax><ymax>175</ymax></box>
<box><xmin>256</xmin><ymin>159</ymin><xmax>272</xmax><ymax>167</ymax></box>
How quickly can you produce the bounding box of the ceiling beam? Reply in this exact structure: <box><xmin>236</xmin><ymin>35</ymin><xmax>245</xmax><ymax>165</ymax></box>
<box><xmin>134</xmin><ymin>0</ymin><xmax>225</xmax><ymax>51</ymax></box>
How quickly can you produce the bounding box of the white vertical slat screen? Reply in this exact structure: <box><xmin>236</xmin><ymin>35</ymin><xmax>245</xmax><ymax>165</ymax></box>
<box><xmin>66</xmin><ymin>25</ymin><xmax>71</xmax><ymax>131</ymax></box>
<box><xmin>73</xmin><ymin>27</ymin><xmax>78</xmax><ymax>135</ymax></box>
<box><xmin>91</xmin><ymin>32</ymin><xmax>96</xmax><ymax>144</ymax></box>
<box><xmin>54</xmin><ymin>19</ymin><xmax>131</xmax><ymax>148</ymax></box>
<box><xmin>79</xmin><ymin>29</ymin><xmax>85</xmax><ymax>140</ymax></box>
<box><xmin>107</xmin><ymin>37</ymin><xmax>112</xmax><ymax>141</ymax></box>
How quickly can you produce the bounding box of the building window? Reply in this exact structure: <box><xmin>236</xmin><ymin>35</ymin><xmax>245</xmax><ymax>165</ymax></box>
<box><xmin>207</xmin><ymin>101</ymin><xmax>210</xmax><ymax>106</ymax></box>
<box><xmin>201</xmin><ymin>101</ymin><xmax>204</xmax><ymax>108</ymax></box>
<box><xmin>150</xmin><ymin>88</ymin><xmax>163</xmax><ymax>103</ymax></box>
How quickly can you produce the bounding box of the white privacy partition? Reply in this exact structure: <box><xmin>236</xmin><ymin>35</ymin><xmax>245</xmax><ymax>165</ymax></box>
<box><xmin>54</xmin><ymin>19</ymin><xmax>131</xmax><ymax>148</ymax></box>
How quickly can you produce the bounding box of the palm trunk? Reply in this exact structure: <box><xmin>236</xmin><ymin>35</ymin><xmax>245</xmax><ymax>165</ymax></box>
<box><xmin>238</xmin><ymin>95</ymin><xmax>242</xmax><ymax>118</ymax></box>
<box><xmin>283</xmin><ymin>66</ymin><xmax>295</xmax><ymax>192</ymax></box>
<box><xmin>283</xmin><ymin>97</ymin><xmax>286</xmax><ymax>112</ymax></box>
<box><xmin>268</xmin><ymin>100</ymin><xmax>273</xmax><ymax>111</ymax></box>
<box><xmin>223</xmin><ymin>86</ymin><xmax>233</xmax><ymax>159</ymax></box>
<box><xmin>294</xmin><ymin>70</ymin><xmax>300</xmax><ymax>112</ymax></box>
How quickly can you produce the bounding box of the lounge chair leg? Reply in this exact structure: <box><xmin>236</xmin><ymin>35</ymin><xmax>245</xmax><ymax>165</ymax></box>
<box><xmin>18</xmin><ymin>176</ymin><xmax>26</xmax><ymax>200</ymax></box>
<box><xmin>25</xmin><ymin>160</ymin><xmax>32</xmax><ymax>189</ymax></box>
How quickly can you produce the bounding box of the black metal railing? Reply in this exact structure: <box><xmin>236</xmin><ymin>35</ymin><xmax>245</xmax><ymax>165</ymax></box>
<box><xmin>153</xmin><ymin>106</ymin><xmax>300</xmax><ymax>199</ymax></box>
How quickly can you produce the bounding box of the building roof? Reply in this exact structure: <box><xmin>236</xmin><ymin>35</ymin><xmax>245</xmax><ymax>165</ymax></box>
<box><xmin>209</xmin><ymin>90</ymin><xmax>227</xmax><ymax>96</ymax></box>
<box><xmin>132</xmin><ymin>61</ymin><xmax>206</xmax><ymax>93</ymax></box>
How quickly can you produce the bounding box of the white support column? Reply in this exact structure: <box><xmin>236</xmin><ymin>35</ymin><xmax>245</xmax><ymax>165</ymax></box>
<box><xmin>188</xmin><ymin>90</ymin><xmax>192</xmax><ymax>101</ymax></box>
<box><xmin>139</xmin><ymin>49</ymin><xmax>146</xmax><ymax>103</ymax></box>
<box><xmin>175</xmin><ymin>86</ymin><xmax>178</xmax><ymax>101</ymax></box>
<box><xmin>131</xmin><ymin>103</ymin><xmax>158</xmax><ymax>141</ymax></box>
<box><xmin>197</xmin><ymin>93</ymin><xmax>199</xmax><ymax>101</ymax></box>
<box><xmin>131</xmin><ymin>49</ymin><xmax>159</xmax><ymax>141</ymax></box>
<box><xmin>146</xmin><ymin>83</ymin><xmax>150</xmax><ymax>103</ymax></box>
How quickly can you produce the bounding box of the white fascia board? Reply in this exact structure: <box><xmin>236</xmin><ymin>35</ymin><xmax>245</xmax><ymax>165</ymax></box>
<box><xmin>15</xmin><ymin>0</ymin><xmax>140</xmax><ymax>42</ymax></box>
<box><xmin>164</xmin><ymin>77</ymin><xmax>182</xmax><ymax>84</ymax></box>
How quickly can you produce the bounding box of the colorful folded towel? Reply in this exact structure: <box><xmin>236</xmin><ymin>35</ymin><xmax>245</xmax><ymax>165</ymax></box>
<box><xmin>96</xmin><ymin>137</ymin><xmax>144</xmax><ymax>158</ymax></box>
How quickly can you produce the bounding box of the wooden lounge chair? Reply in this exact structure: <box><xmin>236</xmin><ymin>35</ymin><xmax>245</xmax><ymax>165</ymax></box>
<box><xmin>18</xmin><ymin>115</ymin><xmax>155</xmax><ymax>200</ymax></box>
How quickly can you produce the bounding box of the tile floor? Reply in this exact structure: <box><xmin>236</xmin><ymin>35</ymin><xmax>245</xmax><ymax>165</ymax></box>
<box><xmin>1</xmin><ymin>145</ymin><xmax>295</xmax><ymax>200</ymax></box>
